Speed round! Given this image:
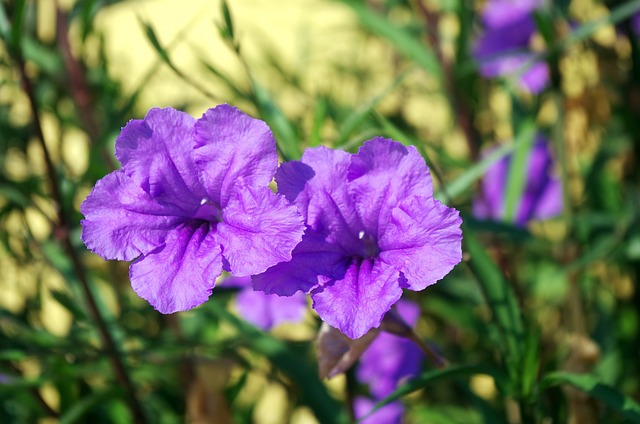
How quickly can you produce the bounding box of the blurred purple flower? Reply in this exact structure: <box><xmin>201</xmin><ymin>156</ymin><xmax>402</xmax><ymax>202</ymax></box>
<box><xmin>224</xmin><ymin>276</ymin><xmax>307</xmax><ymax>331</ymax></box>
<box><xmin>354</xmin><ymin>397</ymin><xmax>405</xmax><ymax>424</ymax></box>
<box><xmin>254</xmin><ymin>138</ymin><xmax>462</xmax><ymax>339</ymax></box>
<box><xmin>357</xmin><ymin>300</ymin><xmax>424</xmax><ymax>399</ymax></box>
<box><xmin>474</xmin><ymin>0</ymin><xmax>549</xmax><ymax>93</ymax></box>
<box><xmin>632</xmin><ymin>12</ymin><xmax>640</xmax><ymax>35</ymax></box>
<box><xmin>81</xmin><ymin>105</ymin><xmax>304</xmax><ymax>314</ymax></box>
<box><xmin>473</xmin><ymin>135</ymin><xmax>563</xmax><ymax>227</ymax></box>
<box><xmin>354</xmin><ymin>300</ymin><xmax>424</xmax><ymax>424</ymax></box>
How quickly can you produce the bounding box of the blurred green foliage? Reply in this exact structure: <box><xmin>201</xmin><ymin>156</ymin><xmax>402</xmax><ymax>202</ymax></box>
<box><xmin>1</xmin><ymin>0</ymin><xmax>640</xmax><ymax>423</ymax></box>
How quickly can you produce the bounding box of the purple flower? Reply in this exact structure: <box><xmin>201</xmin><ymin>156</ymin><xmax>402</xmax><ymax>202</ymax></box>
<box><xmin>354</xmin><ymin>397</ymin><xmax>404</xmax><ymax>424</ymax></box>
<box><xmin>632</xmin><ymin>12</ymin><xmax>640</xmax><ymax>35</ymax></box>
<box><xmin>357</xmin><ymin>300</ymin><xmax>423</xmax><ymax>399</ymax></box>
<box><xmin>254</xmin><ymin>138</ymin><xmax>462</xmax><ymax>339</ymax></box>
<box><xmin>354</xmin><ymin>300</ymin><xmax>423</xmax><ymax>424</ymax></box>
<box><xmin>473</xmin><ymin>135</ymin><xmax>563</xmax><ymax>227</ymax></box>
<box><xmin>81</xmin><ymin>105</ymin><xmax>304</xmax><ymax>314</ymax></box>
<box><xmin>224</xmin><ymin>276</ymin><xmax>307</xmax><ymax>330</ymax></box>
<box><xmin>473</xmin><ymin>0</ymin><xmax>549</xmax><ymax>93</ymax></box>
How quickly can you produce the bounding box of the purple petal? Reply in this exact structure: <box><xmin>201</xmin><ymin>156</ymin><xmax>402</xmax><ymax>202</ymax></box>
<box><xmin>379</xmin><ymin>196</ymin><xmax>462</xmax><ymax>291</ymax></box>
<box><xmin>252</xmin><ymin>232</ymin><xmax>349</xmax><ymax>296</ymax></box>
<box><xmin>474</xmin><ymin>137</ymin><xmax>562</xmax><ymax>226</ymax></box>
<box><xmin>235</xmin><ymin>289</ymin><xmax>307</xmax><ymax>330</ymax></box>
<box><xmin>358</xmin><ymin>301</ymin><xmax>424</xmax><ymax>398</ymax></box>
<box><xmin>531</xmin><ymin>178</ymin><xmax>563</xmax><ymax>220</ymax></box>
<box><xmin>477</xmin><ymin>52</ymin><xmax>549</xmax><ymax>94</ymax></box>
<box><xmin>193</xmin><ymin>104</ymin><xmax>277</xmax><ymax>208</ymax></box>
<box><xmin>347</xmin><ymin>138</ymin><xmax>434</xmax><ymax>238</ymax></box>
<box><xmin>278</xmin><ymin>146</ymin><xmax>363</xmax><ymax>245</ymax></box>
<box><xmin>481</xmin><ymin>0</ymin><xmax>542</xmax><ymax>28</ymax></box>
<box><xmin>311</xmin><ymin>259</ymin><xmax>403</xmax><ymax>339</ymax></box>
<box><xmin>633</xmin><ymin>12</ymin><xmax>640</xmax><ymax>36</ymax></box>
<box><xmin>114</xmin><ymin>107</ymin><xmax>205</xmax><ymax>212</ymax></box>
<box><xmin>354</xmin><ymin>397</ymin><xmax>404</xmax><ymax>424</ymax></box>
<box><xmin>216</xmin><ymin>184</ymin><xmax>304</xmax><ymax>276</ymax></box>
<box><xmin>474</xmin><ymin>17</ymin><xmax>536</xmax><ymax>59</ymax></box>
<box><xmin>80</xmin><ymin>170</ymin><xmax>184</xmax><ymax>261</ymax></box>
<box><xmin>130</xmin><ymin>222</ymin><xmax>222</xmax><ymax>313</ymax></box>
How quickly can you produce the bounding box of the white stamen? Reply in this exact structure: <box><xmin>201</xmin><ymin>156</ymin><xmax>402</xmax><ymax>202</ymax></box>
<box><xmin>200</xmin><ymin>198</ymin><xmax>208</xmax><ymax>205</ymax></box>
<box><xmin>358</xmin><ymin>230</ymin><xmax>365</xmax><ymax>239</ymax></box>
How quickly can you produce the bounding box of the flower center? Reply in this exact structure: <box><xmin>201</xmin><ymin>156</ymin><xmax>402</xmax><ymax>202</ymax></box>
<box><xmin>193</xmin><ymin>198</ymin><xmax>222</xmax><ymax>222</ymax></box>
<box><xmin>357</xmin><ymin>230</ymin><xmax>380</xmax><ymax>258</ymax></box>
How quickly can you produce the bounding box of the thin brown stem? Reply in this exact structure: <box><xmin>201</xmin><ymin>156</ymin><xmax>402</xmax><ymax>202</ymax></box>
<box><xmin>15</xmin><ymin>53</ymin><xmax>148</xmax><ymax>424</ymax></box>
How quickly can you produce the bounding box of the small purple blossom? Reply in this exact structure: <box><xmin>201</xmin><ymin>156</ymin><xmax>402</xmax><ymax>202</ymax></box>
<box><xmin>81</xmin><ymin>105</ymin><xmax>305</xmax><ymax>314</ymax></box>
<box><xmin>224</xmin><ymin>276</ymin><xmax>307</xmax><ymax>331</ymax></box>
<box><xmin>357</xmin><ymin>300</ymin><xmax>423</xmax><ymax>399</ymax></box>
<box><xmin>473</xmin><ymin>135</ymin><xmax>563</xmax><ymax>227</ymax></box>
<box><xmin>254</xmin><ymin>138</ymin><xmax>462</xmax><ymax>339</ymax></box>
<box><xmin>474</xmin><ymin>0</ymin><xmax>549</xmax><ymax>93</ymax></box>
<box><xmin>354</xmin><ymin>300</ymin><xmax>424</xmax><ymax>424</ymax></box>
<box><xmin>354</xmin><ymin>397</ymin><xmax>404</xmax><ymax>424</ymax></box>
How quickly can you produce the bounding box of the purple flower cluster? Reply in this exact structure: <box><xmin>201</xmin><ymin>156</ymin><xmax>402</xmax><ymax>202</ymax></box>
<box><xmin>473</xmin><ymin>0</ymin><xmax>549</xmax><ymax>93</ymax></box>
<box><xmin>473</xmin><ymin>135</ymin><xmax>563</xmax><ymax>226</ymax></box>
<box><xmin>81</xmin><ymin>104</ymin><xmax>463</xmax><ymax>340</ymax></box>
<box><xmin>355</xmin><ymin>300</ymin><xmax>424</xmax><ymax>423</ymax></box>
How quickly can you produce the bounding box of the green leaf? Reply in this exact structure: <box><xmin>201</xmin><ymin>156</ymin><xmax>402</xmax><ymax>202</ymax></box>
<box><xmin>219</xmin><ymin>0</ymin><xmax>235</xmax><ymax>42</ymax></box>
<box><xmin>334</xmin><ymin>68</ymin><xmax>410</xmax><ymax>147</ymax></box>
<box><xmin>139</xmin><ymin>20</ymin><xmax>170</xmax><ymax>63</ymax></box>
<box><xmin>362</xmin><ymin>364</ymin><xmax>504</xmax><ymax>420</ymax></box>
<box><xmin>503</xmin><ymin>120</ymin><xmax>536</xmax><ymax>221</ymax></box>
<box><xmin>58</xmin><ymin>388</ymin><xmax>123</xmax><ymax>424</ymax></box>
<box><xmin>541</xmin><ymin>372</ymin><xmax>640</xmax><ymax>423</ymax></box>
<box><xmin>252</xmin><ymin>81</ymin><xmax>301</xmax><ymax>160</ymax></box>
<box><xmin>339</xmin><ymin>0</ymin><xmax>442</xmax><ymax>80</ymax></box>
<box><xmin>435</xmin><ymin>143</ymin><xmax>514</xmax><ymax>201</ymax></box>
<box><xmin>463</xmin><ymin>229</ymin><xmax>525</xmax><ymax>370</ymax></box>
<box><xmin>208</xmin><ymin>302</ymin><xmax>347</xmax><ymax>424</ymax></box>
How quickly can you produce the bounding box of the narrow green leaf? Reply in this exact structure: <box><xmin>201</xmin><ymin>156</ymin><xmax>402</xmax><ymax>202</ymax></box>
<box><xmin>252</xmin><ymin>81</ymin><xmax>300</xmax><ymax>160</ymax></box>
<box><xmin>220</xmin><ymin>0</ymin><xmax>235</xmax><ymax>42</ymax></box>
<box><xmin>339</xmin><ymin>0</ymin><xmax>442</xmax><ymax>80</ymax></box>
<box><xmin>503</xmin><ymin>120</ymin><xmax>536</xmax><ymax>221</ymax></box>
<box><xmin>464</xmin><ymin>228</ymin><xmax>525</xmax><ymax>365</ymax></box>
<box><xmin>435</xmin><ymin>143</ymin><xmax>515</xmax><ymax>201</ymax></box>
<box><xmin>363</xmin><ymin>364</ymin><xmax>504</xmax><ymax>420</ymax></box>
<box><xmin>10</xmin><ymin>0</ymin><xmax>26</xmax><ymax>51</ymax></box>
<box><xmin>208</xmin><ymin>303</ymin><xmax>346</xmax><ymax>424</ymax></box>
<box><xmin>541</xmin><ymin>372</ymin><xmax>640</xmax><ymax>423</ymax></box>
<box><xmin>139</xmin><ymin>20</ymin><xmax>170</xmax><ymax>63</ymax></box>
<box><xmin>58</xmin><ymin>388</ymin><xmax>123</xmax><ymax>424</ymax></box>
<box><xmin>334</xmin><ymin>68</ymin><xmax>410</xmax><ymax>147</ymax></box>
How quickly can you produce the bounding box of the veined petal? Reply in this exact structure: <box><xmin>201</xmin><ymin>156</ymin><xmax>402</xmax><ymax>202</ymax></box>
<box><xmin>347</xmin><ymin>138</ymin><xmax>433</xmax><ymax>238</ymax></box>
<box><xmin>115</xmin><ymin>107</ymin><xmax>205</xmax><ymax>212</ymax></box>
<box><xmin>216</xmin><ymin>184</ymin><xmax>304</xmax><ymax>276</ymax></box>
<box><xmin>80</xmin><ymin>170</ymin><xmax>184</xmax><ymax>261</ymax></box>
<box><xmin>194</xmin><ymin>104</ymin><xmax>277</xmax><ymax>207</ymax></box>
<box><xmin>379</xmin><ymin>196</ymin><xmax>462</xmax><ymax>291</ymax></box>
<box><xmin>130</xmin><ymin>222</ymin><xmax>222</xmax><ymax>314</ymax></box>
<box><xmin>277</xmin><ymin>146</ymin><xmax>363</xmax><ymax>248</ymax></box>
<box><xmin>252</xmin><ymin>231</ymin><xmax>349</xmax><ymax>296</ymax></box>
<box><xmin>311</xmin><ymin>259</ymin><xmax>403</xmax><ymax>339</ymax></box>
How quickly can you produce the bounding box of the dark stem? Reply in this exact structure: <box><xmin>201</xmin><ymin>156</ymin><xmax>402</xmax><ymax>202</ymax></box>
<box><xmin>15</xmin><ymin>53</ymin><xmax>148</xmax><ymax>424</ymax></box>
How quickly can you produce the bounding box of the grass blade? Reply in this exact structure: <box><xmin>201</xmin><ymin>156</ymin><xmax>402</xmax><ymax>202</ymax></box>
<box><xmin>541</xmin><ymin>372</ymin><xmax>640</xmax><ymax>422</ymax></box>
